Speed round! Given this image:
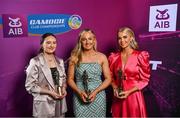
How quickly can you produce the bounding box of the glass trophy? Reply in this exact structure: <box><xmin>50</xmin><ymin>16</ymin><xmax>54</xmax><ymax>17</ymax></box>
<box><xmin>82</xmin><ymin>70</ymin><xmax>91</xmax><ymax>103</ymax></box>
<box><xmin>117</xmin><ymin>69</ymin><xmax>125</xmax><ymax>96</ymax></box>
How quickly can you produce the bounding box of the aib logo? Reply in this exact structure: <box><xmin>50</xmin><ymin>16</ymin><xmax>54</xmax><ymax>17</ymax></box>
<box><xmin>8</xmin><ymin>17</ymin><xmax>23</xmax><ymax>35</ymax></box>
<box><xmin>149</xmin><ymin>4</ymin><xmax>177</xmax><ymax>32</ymax></box>
<box><xmin>154</xmin><ymin>9</ymin><xmax>170</xmax><ymax>28</ymax></box>
<box><xmin>2</xmin><ymin>14</ymin><xmax>28</xmax><ymax>38</ymax></box>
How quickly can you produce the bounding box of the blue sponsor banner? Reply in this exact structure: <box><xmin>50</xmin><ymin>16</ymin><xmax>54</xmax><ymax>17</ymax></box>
<box><xmin>0</xmin><ymin>17</ymin><xmax>2</xmax><ymax>28</ymax></box>
<box><xmin>28</xmin><ymin>14</ymin><xmax>82</xmax><ymax>35</ymax></box>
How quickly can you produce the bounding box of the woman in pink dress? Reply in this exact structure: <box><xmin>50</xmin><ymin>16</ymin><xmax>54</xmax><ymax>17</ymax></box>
<box><xmin>108</xmin><ymin>27</ymin><xmax>150</xmax><ymax>117</ymax></box>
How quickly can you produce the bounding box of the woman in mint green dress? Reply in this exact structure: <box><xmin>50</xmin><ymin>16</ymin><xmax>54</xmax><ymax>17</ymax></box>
<box><xmin>67</xmin><ymin>29</ymin><xmax>112</xmax><ymax>117</ymax></box>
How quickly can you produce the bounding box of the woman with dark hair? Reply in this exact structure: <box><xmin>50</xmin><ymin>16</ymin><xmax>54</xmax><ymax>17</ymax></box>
<box><xmin>25</xmin><ymin>33</ymin><xmax>67</xmax><ymax>118</ymax></box>
<box><xmin>108</xmin><ymin>27</ymin><xmax>150</xmax><ymax>117</ymax></box>
<box><xmin>67</xmin><ymin>29</ymin><xmax>111</xmax><ymax>117</ymax></box>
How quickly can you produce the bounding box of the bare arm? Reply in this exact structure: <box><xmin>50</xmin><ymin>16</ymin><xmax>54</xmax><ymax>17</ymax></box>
<box><xmin>67</xmin><ymin>61</ymin><xmax>79</xmax><ymax>93</ymax></box>
<box><xmin>89</xmin><ymin>54</ymin><xmax>112</xmax><ymax>101</ymax></box>
<box><xmin>67</xmin><ymin>61</ymin><xmax>87</xmax><ymax>102</ymax></box>
<box><xmin>95</xmin><ymin>54</ymin><xmax>112</xmax><ymax>93</ymax></box>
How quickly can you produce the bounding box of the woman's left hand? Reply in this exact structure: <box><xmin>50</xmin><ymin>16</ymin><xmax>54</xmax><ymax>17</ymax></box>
<box><xmin>118</xmin><ymin>90</ymin><xmax>130</xmax><ymax>99</ymax></box>
<box><xmin>89</xmin><ymin>90</ymin><xmax>98</xmax><ymax>102</ymax></box>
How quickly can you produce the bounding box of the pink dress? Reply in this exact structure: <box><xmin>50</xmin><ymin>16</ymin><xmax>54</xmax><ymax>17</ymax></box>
<box><xmin>108</xmin><ymin>50</ymin><xmax>150</xmax><ymax>117</ymax></box>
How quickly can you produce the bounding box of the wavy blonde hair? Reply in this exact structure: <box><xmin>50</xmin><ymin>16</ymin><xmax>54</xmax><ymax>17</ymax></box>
<box><xmin>118</xmin><ymin>27</ymin><xmax>139</xmax><ymax>51</ymax></box>
<box><xmin>70</xmin><ymin>29</ymin><xmax>97</xmax><ymax>66</ymax></box>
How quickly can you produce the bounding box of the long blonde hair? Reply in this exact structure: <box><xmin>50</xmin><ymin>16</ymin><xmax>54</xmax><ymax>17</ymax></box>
<box><xmin>70</xmin><ymin>29</ymin><xmax>97</xmax><ymax>66</ymax></box>
<box><xmin>118</xmin><ymin>27</ymin><xmax>139</xmax><ymax>51</ymax></box>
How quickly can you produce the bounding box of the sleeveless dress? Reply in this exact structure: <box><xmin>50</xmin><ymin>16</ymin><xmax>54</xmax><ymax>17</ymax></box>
<box><xmin>73</xmin><ymin>63</ymin><xmax>106</xmax><ymax>117</ymax></box>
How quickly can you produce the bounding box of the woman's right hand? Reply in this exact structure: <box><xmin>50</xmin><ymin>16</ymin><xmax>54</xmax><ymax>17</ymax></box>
<box><xmin>113</xmin><ymin>88</ymin><xmax>119</xmax><ymax>98</ymax></box>
<box><xmin>113</xmin><ymin>88</ymin><xmax>123</xmax><ymax>99</ymax></box>
<box><xmin>49</xmin><ymin>91</ymin><xmax>62</xmax><ymax>100</ymax></box>
<box><xmin>78</xmin><ymin>90</ymin><xmax>88</xmax><ymax>103</ymax></box>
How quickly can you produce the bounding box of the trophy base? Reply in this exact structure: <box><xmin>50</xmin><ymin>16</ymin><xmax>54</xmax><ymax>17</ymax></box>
<box><xmin>118</xmin><ymin>87</ymin><xmax>123</xmax><ymax>97</ymax></box>
<box><xmin>57</xmin><ymin>86</ymin><xmax>63</xmax><ymax>96</ymax></box>
<box><xmin>85</xmin><ymin>98</ymin><xmax>91</xmax><ymax>104</ymax></box>
<box><xmin>85</xmin><ymin>90</ymin><xmax>91</xmax><ymax>103</ymax></box>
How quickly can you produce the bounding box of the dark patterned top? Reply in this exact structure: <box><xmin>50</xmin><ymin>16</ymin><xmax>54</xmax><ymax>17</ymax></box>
<box><xmin>50</xmin><ymin>67</ymin><xmax>59</xmax><ymax>85</ymax></box>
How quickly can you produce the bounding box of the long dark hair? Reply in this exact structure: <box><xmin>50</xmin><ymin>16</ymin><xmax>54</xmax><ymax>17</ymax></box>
<box><xmin>39</xmin><ymin>33</ymin><xmax>57</xmax><ymax>53</ymax></box>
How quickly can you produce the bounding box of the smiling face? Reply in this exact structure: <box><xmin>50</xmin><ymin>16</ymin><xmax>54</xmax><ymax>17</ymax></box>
<box><xmin>42</xmin><ymin>35</ymin><xmax>57</xmax><ymax>54</ymax></box>
<box><xmin>118</xmin><ymin>31</ymin><xmax>133</xmax><ymax>49</ymax></box>
<box><xmin>80</xmin><ymin>31</ymin><xmax>96</xmax><ymax>51</ymax></box>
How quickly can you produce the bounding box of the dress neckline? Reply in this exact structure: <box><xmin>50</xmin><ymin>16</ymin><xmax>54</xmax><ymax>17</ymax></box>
<box><xmin>80</xmin><ymin>62</ymin><xmax>100</xmax><ymax>65</ymax></box>
<box><xmin>78</xmin><ymin>62</ymin><xmax>102</xmax><ymax>69</ymax></box>
<box><xmin>120</xmin><ymin>50</ymin><xmax>135</xmax><ymax>71</ymax></box>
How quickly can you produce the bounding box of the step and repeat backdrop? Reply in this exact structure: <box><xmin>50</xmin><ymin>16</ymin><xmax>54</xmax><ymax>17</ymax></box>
<box><xmin>0</xmin><ymin>0</ymin><xmax>179</xmax><ymax>117</ymax></box>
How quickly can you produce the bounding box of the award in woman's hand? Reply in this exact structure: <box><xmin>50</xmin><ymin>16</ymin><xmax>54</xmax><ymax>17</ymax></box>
<box><xmin>117</xmin><ymin>69</ymin><xmax>126</xmax><ymax>97</ymax></box>
<box><xmin>82</xmin><ymin>70</ymin><xmax>91</xmax><ymax>103</ymax></box>
<box><xmin>54</xmin><ymin>70</ymin><xmax>63</xmax><ymax>96</ymax></box>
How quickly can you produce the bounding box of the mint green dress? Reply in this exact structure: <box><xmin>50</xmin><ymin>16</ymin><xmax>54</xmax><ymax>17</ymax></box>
<box><xmin>74</xmin><ymin>63</ymin><xmax>106</xmax><ymax>117</ymax></box>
